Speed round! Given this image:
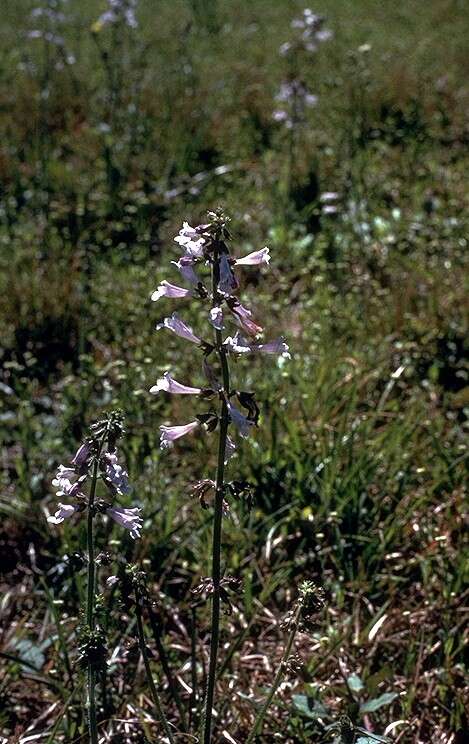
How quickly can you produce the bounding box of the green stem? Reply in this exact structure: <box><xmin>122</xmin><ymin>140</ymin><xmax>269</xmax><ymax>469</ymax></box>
<box><xmin>202</xmin><ymin>243</ymin><xmax>231</xmax><ymax>744</ymax></box>
<box><xmin>246</xmin><ymin>607</ymin><xmax>300</xmax><ymax>744</ymax></box>
<box><xmin>135</xmin><ymin>593</ymin><xmax>176</xmax><ymax>744</ymax></box>
<box><xmin>86</xmin><ymin>432</ymin><xmax>107</xmax><ymax>744</ymax></box>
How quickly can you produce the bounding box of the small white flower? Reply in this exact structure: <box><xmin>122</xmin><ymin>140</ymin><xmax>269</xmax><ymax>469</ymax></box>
<box><xmin>159</xmin><ymin>421</ymin><xmax>200</xmax><ymax>449</ymax></box>
<box><xmin>47</xmin><ymin>503</ymin><xmax>78</xmax><ymax>525</ymax></box>
<box><xmin>150</xmin><ymin>372</ymin><xmax>201</xmax><ymax>396</ymax></box>
<box><xmin>235</xmin><ymin>247</ymin><xmax>271</xmax><ymax>267</ymax></box>
<box><xmin>151</xmin><ymin>281</ymin><xmax>191</xmax><ymax>301</ymax></box>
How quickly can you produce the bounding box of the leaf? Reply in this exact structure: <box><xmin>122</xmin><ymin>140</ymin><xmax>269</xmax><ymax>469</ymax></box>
<box><xmin>347</xmin><ymin>673</ymin><xmax>365</xmax><ymax>693</ymax></box>
<box><xmin>292</xmin><ymin>694</ymin><xmax>329</xmax><ymax>720</ymax></box>
<box><xmin>360</xmin><ymin>692</ymin><xmax>398</xmax><ymax>713</ymax></box>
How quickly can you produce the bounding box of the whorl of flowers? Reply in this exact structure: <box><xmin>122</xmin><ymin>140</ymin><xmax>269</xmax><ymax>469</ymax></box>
<box><xmin>27</xmin><ymin>0</ymin><xmax>76</xmax><ymax>68</ymax></box>
<box><xmin>151</xmin><ymin>209</ymin><xmax>289</xmax><ymax>456</ymax></box>
<box><xmin>274</xmin><ymin>7</ymin><xmax>332</xmax><ymax>128</ymax></box>
<box><xmin>48</xmin><ymin>411</ymin><xmax>142</xmax><ymax>539</ymax></box>
<box><xmin>92</xmin><ymin>0</ymin><xmax>138</xmax><ymax>32</ymax></box>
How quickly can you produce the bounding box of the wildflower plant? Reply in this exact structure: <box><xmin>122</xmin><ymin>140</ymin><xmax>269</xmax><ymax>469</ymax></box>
<box><xmin>47</xmin><ymin>410</ymin><xmax>141</xmax><ymax>744</ymax></box>
<box><xmin>151</xmin><ymin>209</ymin><xmax>289</xmax><ymax>742</ymax></box>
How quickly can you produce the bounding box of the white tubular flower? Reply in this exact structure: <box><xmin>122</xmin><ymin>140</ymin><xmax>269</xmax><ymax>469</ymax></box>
<box><xmin>235</xmin><ymin>247</ymin><xmax>271</xmax><ymax>267</ymax></box>
<box><xmin>254</xmin><ymin>338</ymin><xmax>291</xmax><ymax>358</ymax></box>
<box><xmin>52</xmin><ymin>465</ymin><xmax>80</xmax><ymax>497</ymax></box>
<box><xmin>107</xmin><ymin>506</ymin><xmax>142</xmax><ymax>539</ymax></box>
<box><xmin>159</xmin><ymin>421</ymin><xmax>200</xmax><ymax>449</ymax></box>
<box><xmin>223</xmin><ymin>333</ymin><xmax>252</xmax><ymax>355</ymax></box>
<box><xmin>47</xmin><ymin>503</ymin><xmax>78</xmax><ymax>525</ymax></box>
<box><xmin>156</xmin><ymin>313</ymin><xmax>201</xmax><ymax>344</ymax></box>
<box><xmin>227</xmin><ymin>402</ymin><xmax>255</xmax><ymax>438</ymax></box>
<box><xmin>151</xmin><ymin>281</ymin><xmax>191</xmax><ymax>301</ymax></box>
<box><xmin>150</xmin><ymin>372</ymin><xmax>202</xmax><ymax>396</ymax></box>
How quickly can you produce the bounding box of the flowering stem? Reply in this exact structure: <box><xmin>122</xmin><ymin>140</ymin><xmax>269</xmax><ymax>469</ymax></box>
<box><xmin>134</xmin><ymin>588</ymin><xmax>176</xmax><ymax>744</ymax></box>
<box><xmin>202</xmin><ymin>246</ymin><xmax>231</xmax><ymax>744</ymax></box>
<box><xmin>86</xmin><ymin>432</ymin><xmax>106</xmax><ymax>744</ymax></box>
<box><xmin>245</xmin><ymin>606</ymin><xmax>301</xmax><ymax>744</ymax></box>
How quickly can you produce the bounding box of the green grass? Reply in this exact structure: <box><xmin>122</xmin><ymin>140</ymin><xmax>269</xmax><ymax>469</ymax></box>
<box><xmin>0</xmin><ymin>0</ymin><xmax>467</xmax><ymax>742</ymax></box>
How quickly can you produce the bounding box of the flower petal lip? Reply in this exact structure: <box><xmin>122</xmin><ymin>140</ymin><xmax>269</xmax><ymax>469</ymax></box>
<box><xmin>156</xmin><ymin>313</ymin><xmax>201</xmax><ymax>344</ymax></box>
<box><xmin>209</xmin><ymin>306</ymin><xmax>224</xmax><ymax>330</ymax></box>
<box><xmin>151</xmin><ymin>281</ymin><xmax>191</xmax><ymax>301</ymax></box>
<box><xmin>150</xmin><ymin>372</ymin><xmax>201</xmax><ymax>395</ymax></box>
<box><xmin>234</xmin><ymin>247</ymin><xmax>271</xmax><ymax>266</ymax></box>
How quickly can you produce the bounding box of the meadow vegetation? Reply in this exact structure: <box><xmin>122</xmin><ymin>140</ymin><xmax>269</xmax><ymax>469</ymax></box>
<box><xmin>0</xmin><ymin>1</ymin><xmax>467</xmax><ymax>742</ymax></box>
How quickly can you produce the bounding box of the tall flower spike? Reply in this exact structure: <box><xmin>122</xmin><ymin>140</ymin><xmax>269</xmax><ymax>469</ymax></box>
<box><xmin>150</xmin><ymin>372</ymin><xmax>202</xmax><ymax>396</ymax></box>
<box><xmin>150</xmin><ymin>213</ymin><xmax>286</xmax><ymax>744</ymax></box>
<box><xmin>156</xmin><ymin>313</ymin><xmax>201</xmax><ymax>344</ymax></box>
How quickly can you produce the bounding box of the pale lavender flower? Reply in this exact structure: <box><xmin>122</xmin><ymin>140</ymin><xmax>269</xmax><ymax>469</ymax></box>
<box><xmin>150</xmin><ymin>372</ymin><xmax>202</xmax><ymax>396</ymax></box>
<box><xmin>160</xmin><ymin>421</ymin><xmax>200</xmax><ymax>449</ymax></box>
<box><xmin>223</xmin><ymin>333</ymin><xmax>252</xmax><ymax>355</ymax></box>
<box><xmin>71</xmin><ymin>442</ymin><xmax>92</xmax><ymax>469</ymax></box>
<box><xmin>52</xmin><ymin>465</ymin><xmax>80</xmax><ymax>497</ymax></box>
<box><xmin>96</xmin><ymin>0</ymin><xmax>138</xmax><ymax>30</ymax></box>
<box><xmin>227</xmin><ymin>402</ymin><xmax>255</xmax><ymax>438</ymax></box>
<box><xmin>235</xmin><ymin>247</ymin><xmax>271</xmax><ymax>267</ymax></box>
<box><xmin>151</xmin><ymin>280</ymin><xmax>191</xmax><ymax>302</ymax></box>
<box><xmin>253</xmin><ymin>338</ymin><xmax>291</xmax><ymax>357</ymax></box>
<box><xmin>209</xmin><ymin>306</ymin><xmax>224</xmax><ymax>330</ymax></box>
<box><xmin>156</xmin><ymin>313</ymin><xmax>201</xmax><ymax>344</ymax></box>
<box><xmin>229</xmin><ymin>301</ymin><xmax>263</xmax><ymax>337</ymax></box>
<box><xmin>172</xmin><ymin>257</ymin><xmax>200</xmax><ymax>285</ymax></box>
<box><xmin>174</xmin><ymin>222</ymin><xmax>206</xmax><ymax>258</ymax></box>
<box><xmin>48</xmin><ymin>502</ymin><xmax>79</xmax><ymax>525</ymax></box>
<box><xmin>106</xmin><ymin>575</ymin><xmax>119</xmax><ymax>587</ymax></box>
<box><xmin>107</xmin><ymin>506</ymin><xmax>142</xmax><ymax>539</ymax></box>
<box><xmin>218</xmin><ymin>254</ymin><xmax>239</xmax><ymax>294</ymax></box>
<box><xmin>103</xmin><ymin>453</ymin><xmax>131</xmax><ymax>495</ymax></box>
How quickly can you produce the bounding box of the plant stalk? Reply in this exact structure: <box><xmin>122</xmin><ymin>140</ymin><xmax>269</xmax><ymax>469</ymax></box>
<box><xmin>202</xmin><ymin>243</ymin><xmax>231</xmax><ymax>744</ymax></box>
<box><xmin>246</xmin><ymin>606</ymin><xmax>301</xmax><ymax>744</ymax></box>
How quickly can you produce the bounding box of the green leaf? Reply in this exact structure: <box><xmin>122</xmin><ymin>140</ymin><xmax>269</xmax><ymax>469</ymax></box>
<box><xmin>347</xmin><ymin>673</ymin><xmax>365</xmax><ymax>693</ymax></box>
<box><xmin>360</xmin><ymin>692</ymin><xmax>398</xmax><ymax>713</ymax></box>
<box><xmin>292</xmin><ymin>694</ymin><xmax>329</xmax><ymax>720</ymax></box>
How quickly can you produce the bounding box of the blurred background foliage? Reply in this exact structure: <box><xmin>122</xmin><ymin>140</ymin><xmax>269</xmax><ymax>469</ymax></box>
<box><xmin>0</xmin><ymin>1</ymin><xmax>467</xmax><ymax>742</ymax></box>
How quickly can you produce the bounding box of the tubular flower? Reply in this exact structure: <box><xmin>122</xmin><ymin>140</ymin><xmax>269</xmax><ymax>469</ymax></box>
<box><xmin>150</xmin><ymin>372</ymin><xmax>202</xmax><ymax>396</ymax></box>
<box><xmin>218</xmin><ymin>254</ymin><xmax>239</xmax><ymax>294</ymax></box>
<box><xmin>227</xmin><ymin>402</ymin><xmax>255</xmax><ymax>438</ymax></box>
<box><xmin>156</xmin><ymin>313</ymin><xmax>201</xmax><ymax>344</ymax></box>
<box><xmin>235</xmin><ymin>247</ymin><xmax>271</xmax><ymax>266</ymax></box>
<box><xmin>151</xmin><ymin>281</ymin><xmax>191</xmax><ymax>301</ymax></box>
<box><xmin>171</xmin><ymin>257</ymin><xmax>200</xmax><ymax>285</ymax></box>
<box><xmin>228</xmin><ymin>301</ymin><xmax>263</xmax><ymax>337</ymax></box>
<box><xmin>103</xmin><ymin>453</ymin><xmax>131</xmax><ymax>495</ymax></box>
<box><xmin>107</xmin><ymin>506</ymin><xmax>142</xmax><ymax>539</ymax></box>
<box><xmin>159</xmin><ymin>421</ymin><xmax>200</xmax><ymax>449</ymax></box>
<box><xmin>47</xmin><ymin>502</ymin><xmax>79</xmax><ymax>524</ymax></box>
